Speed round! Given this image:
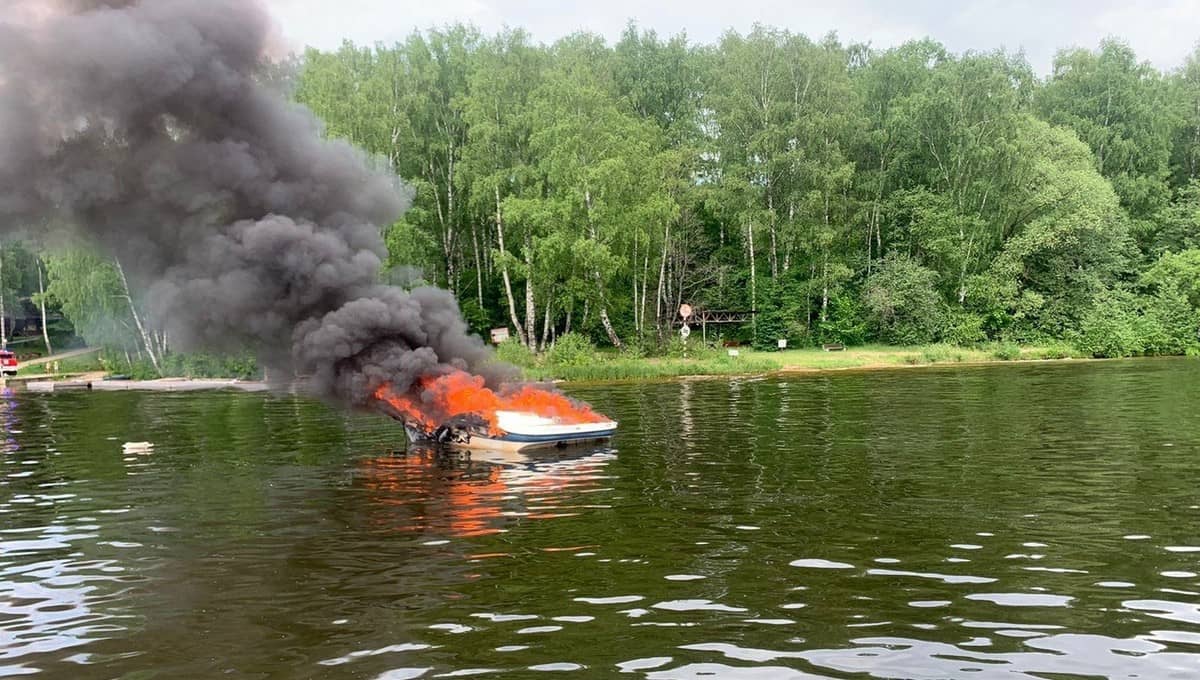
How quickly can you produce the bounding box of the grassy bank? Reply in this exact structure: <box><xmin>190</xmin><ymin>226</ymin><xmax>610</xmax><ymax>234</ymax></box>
<box><xmin>774</xmin><ymin>342</ymin><xmax>1080</xmax><ymax>370</ymax></box>
<box><xmin>15</xmin><ymin>351</ymin><xmax>261</xmax><ymax>381</ymax></box>
<box><xmin>513</xmin><ymin>341</ymin><xmax>1085</xmax><ymax>383</ymax></box>
<box><xmin>13</xmin><ymin>341</ymin><xmax>1086</xmax><ymax>386</ymax></box>
<box><xmin>16</xmin><ymin>353</ymin><xmax>107</xmax><ymax>377</ymax></box>
<box><xmin>522</xmin><ymin>354</ymin><xmax>783</xmax><ymax>382</ymax></box>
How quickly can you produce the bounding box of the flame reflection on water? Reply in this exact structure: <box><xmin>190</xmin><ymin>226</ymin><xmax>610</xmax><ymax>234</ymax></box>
<box><xmin>355</xmin><ymin>445</ymin><xmax>617</xmax><ymax>539</ymax></box>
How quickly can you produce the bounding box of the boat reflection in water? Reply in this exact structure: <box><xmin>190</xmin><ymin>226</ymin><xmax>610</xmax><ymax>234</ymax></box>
<box><xmin>355</xmin><ymin>443</ymin><xmax>617</xmax><ymax>538</ymax></box>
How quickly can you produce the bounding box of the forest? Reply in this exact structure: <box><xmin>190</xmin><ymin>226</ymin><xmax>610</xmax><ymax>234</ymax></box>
<box><xmin>4</xmin><ymin>24</ymin><xmax>1200</xmax><ymax>371</ymax></box>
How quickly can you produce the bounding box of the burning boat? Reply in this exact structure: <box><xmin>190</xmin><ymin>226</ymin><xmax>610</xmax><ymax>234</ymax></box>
<box><xmin>374</xmin><ymin>371</ymin><xmax>618</xmax><ymax>452</ymax></box>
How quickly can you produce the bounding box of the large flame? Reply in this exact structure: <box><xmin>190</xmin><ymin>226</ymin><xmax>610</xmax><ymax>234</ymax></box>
<box><xmin>374</xmin><ymin>370</ymin><xmax>607</xmax><ymax>436</ymax></box>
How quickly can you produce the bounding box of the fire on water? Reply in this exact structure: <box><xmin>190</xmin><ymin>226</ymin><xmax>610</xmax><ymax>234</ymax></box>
<box><xmin>373</xmin><ymin>370</ymin><xmax>615</xmax><ymax>450</ymax></box>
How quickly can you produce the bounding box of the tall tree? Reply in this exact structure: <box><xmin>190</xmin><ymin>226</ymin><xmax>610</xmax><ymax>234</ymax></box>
<box><xmin>1169</xmin><ymin>45</ymin><xmax>1200</xmax><ymax>189</ymax></box>
<box><xmin>460</xmin><ymin>29</ymin><xmax>546</xmax><ymax>347</ymax></box>
<box><xmin>516</xmin><ymin>33</ymin><xmax>678</xmax><ymax>347</ymax></box>
<box><xmin>1038</xmin><ymin>39</ymin><xmax>1173</xmax><ymax>223</ymax></box>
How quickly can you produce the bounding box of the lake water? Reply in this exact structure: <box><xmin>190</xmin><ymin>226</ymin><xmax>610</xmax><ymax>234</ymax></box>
<box><xmin>2</xmin><ymin>359</ymin><xmax>1200</xmax><ymax>678</ymax></box>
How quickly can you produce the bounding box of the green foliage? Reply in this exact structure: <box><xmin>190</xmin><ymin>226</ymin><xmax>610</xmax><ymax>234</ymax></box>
<box><xmin>942</xmin><ymin>311</ymin><xmax>988</xmax><ymax>347</ymax></box>
<box><xmin>43</xmin><ymin>248</ymin><xmax>134</xmax><ymax>350</ymax></box>
<box><xmin>1075</xmin><ymin>289</ymin><xmax>1146</xmax><ymax>358</ymax></box>
<box><xmin>1029</xmin><ymin>341</ymin><xmax>1081</xmax><ymax>360</ymax></box>
<box><xmin>820</xmin><ymin>294</ymin><xmax>868</xmax><ymax>346</ymax></box>
<box><xmin>545</xmin><ymin>332</ymin><xmax>597</xmax><ymax>367</ymax></box>
<box><xmin>1037</xmin><ymin>39</ymin><xmax>1173</xmax><ymax>220</ymax></box>
<box><xmin>618</xmin><ymin>338</ymin><xmax>651</xmax><ymax>359</ymax></box>
<box><xmin>456</xmin><ymin>298</ymin><xmax>492</xmax><ymax>336</ymax></box>
<box><xmin>164</xmin><ymin>354</ymin><xmax>261</xmax><ymax>380</ymax></box>
<box><xmin>863</xmin><ymin>253</ymin><xmax>945</xmax><ymax>344</ymax></box>
<box><xmin>1142</xmin><ymin>249</ymin><xmax>1200</xmax><ymax>307</ymax></box>
<box><xmin>525</xmin><ymin>354</ymin><xmax>781</xmax><ymax>382</ymax></box>
<box><xmin>18</xmin><ymin>352</ymin><xmax>107</xmax><ymax>377</ymax></box>
<box><xmin>1071</xmin><ymin>252</ymin><xmax>1200</xmax><ymax>358</ymax></box>
<box><xmin>990</xmin><ymin>342</ymin><xmax>1023</xmax><ymax>361</ymax></box>
<box><xmin>1148</xmin><ymin>181</ymin><xmax>1200</xmax><ymax>255</ymax></box>
<box><xmin>1140</xmin><ymin>286</ymin><xmax>1200</xmax><ymax>355</ymax></box>
<box><xmin>753</xmin><ymin>308</ymin><xmax>791</xmax><ymax>351</ymax></box>
<box><xmin>103</xmin><ymin>353</ymin><xmax>262</xmax><ymax>380</ymax></box>
<box><xmin>921</xmin><ymin>344</ymin><xmax>966</xmax><ymax>363</ymax></box>
<box><xmin>978</xmin><ymin>117</ymin><xmax>1135</xmax><ymax>338</ymax></box>
<box><xmin>661</xmin><ymin>336</ymin><xmax>720</xmax><ymax>359</ymax></box>
<box><xmin>493</xmin><ymin>338</ymin><xmax>537</xmax><ymax>368</ymax></box>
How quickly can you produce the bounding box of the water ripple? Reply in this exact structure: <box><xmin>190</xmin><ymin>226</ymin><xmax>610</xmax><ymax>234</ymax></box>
<box><xmin>2</xmin><ymin>363</ymin><xmax>1200</xmax><ymax>678</ymax></box>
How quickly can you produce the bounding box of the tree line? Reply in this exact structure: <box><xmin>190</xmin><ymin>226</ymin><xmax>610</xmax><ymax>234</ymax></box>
<box><xmin>5</xmin><ymin>24</ymin><xmax>1200</xmax><ymax>366</ymax></box>
<box><xmin>289</xmin><ymin>25</ymin><xmax>1200</xmax><ymax>356</ymax></box>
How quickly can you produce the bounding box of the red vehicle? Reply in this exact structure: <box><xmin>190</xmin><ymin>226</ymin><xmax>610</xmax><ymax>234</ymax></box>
<box><xmin>0</xmin><ymin>350</ymin><xmax>17</xmax><ymax>377</ymax></box>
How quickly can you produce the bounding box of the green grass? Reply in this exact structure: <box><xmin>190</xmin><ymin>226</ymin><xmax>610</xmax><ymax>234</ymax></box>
<box><xmin>512</xmin><ymin>341</ymin><xmax>1088</xmax><ymax>383</ymax></box>
<box><xmin>773</xmin><ymin>342</ymin><xmax>1083</xmax><ymax>370</ymax></box>
<box><xmin>524</xmin><ymin>355</ymin><xmax>782</xmax><ymax>382</ymax></box>
<box><xmin>14</xmin><ymin>349</ymin><xmax>262</xmax><ymax>380</ymax></box>
<box><xmin>16</xmin><ymin>353</ymin><xmax>106</xmax><ymax>377</ymax></box>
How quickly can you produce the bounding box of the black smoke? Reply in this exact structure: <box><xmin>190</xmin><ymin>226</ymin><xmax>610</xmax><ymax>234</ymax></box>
<box><xmin>0</xmin><ymin>0</ymin><xmax>505</xmax><ymax>405</ymax></box>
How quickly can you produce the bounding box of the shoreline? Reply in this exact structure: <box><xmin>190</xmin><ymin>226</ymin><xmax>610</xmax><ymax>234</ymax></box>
<box><xmin>553</xmin><ymin>354</ymin><xmax>1109</xmax><ymax>386</ymax></box>
<box><xmin>16</xmin><ymin>377</ymin><xmax>272</xmax><ymax>393</ymax></box>
<box><xmin>774</xmin><ymin>354</ymin><xmax>1102</xmax><ymax>375</ymax></box>
<box><xmin>519</xmin><ymin>343</ymin><xmax>1095</xmax><ymax>385</ymax></box>
<box><xmin>5</xmin><ymin>352</ymin><xmax>1188</xmax><ymax>393</ymax></box>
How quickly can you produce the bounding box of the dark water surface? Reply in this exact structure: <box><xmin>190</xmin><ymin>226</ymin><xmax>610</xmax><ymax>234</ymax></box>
<box><xmin>3</xmin><ymin>359</ymin><xmax>1200</xmax><ymax>679</ymax></box>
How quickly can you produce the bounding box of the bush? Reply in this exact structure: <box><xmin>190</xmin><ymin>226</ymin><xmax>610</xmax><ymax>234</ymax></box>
<box><xmin>753</xmin><ymin>308</ymin><xmax>791</xmax><ymax>350</ymax></box>
<box><xmin>662</xmin><ymin>335</ymin><xmax>718</xmax><ymax>359</ymax></box>
<box><xmin>991</xmin><ymin>342</ymin><xmax>1022</xmax><ymax>361</ymax></box>
<box><xmin>864</xmin><ymin>253</ymin><xmax>946</xmax><ymax>345</ymax></box>
<box><xmin>1075</xmin><ymin>289</ymin><xmax>1143</xmax><ymax>358</ymax></box>
<box><xmin>1031</xmin><ymin>341</ymin><xmax>1078</xmax><ymax>360</ymax></box>
<box><xmin>1140</xmin><ymin>285</ymin><xmax>1200</xmax><ymax>356</ymax></box>
<box><xmin>620</xmin><ymin>337</ymin><xmax>651</xmax><ymax>359</ymax></box>
<box><xmin>156</xmin><ymin>353</ymin><xmax>260</xmax><ymax>379</ymax></box>
<box><xmin>1073</xmin><ymin>285</ymin><xmax>1200</xmax><ymax>358</ymax></box>
<box><xmin>922</xmin><ymin>344</ymin><xmax>965</xmax><ymax>363</ymax></box>
<box><xmin>493</xmin><ymin>338</ymin><xmax>537</xmax><ymax>368</ymax></box>
<box><xmin>545</xmin><ymin>332</ymin><xmax>596</xmax><ymax>367</ymax></box>
<box><xmin>99</xmin><ymin>352</ymin><xmax>261</xmax><ymax>380</ymax></box>
<box><xmin>753</xmin><ymin>277</ymin><xmax>809</xmax><ymax>350</ymax></box>
<box><xmin>819</xmin><ymin>294</ymin><xmax>868</xmax><ymax>345</ymax></box>
<box><xmin>941</xmin><ymin>311</ymin><xmax>987</xmax><ymax>346</ymax></box>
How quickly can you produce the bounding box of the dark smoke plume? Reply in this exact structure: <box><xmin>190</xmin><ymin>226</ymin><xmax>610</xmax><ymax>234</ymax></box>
<box><xmin>0</xmin><ymin>0</ymin><xmax>505</xmax><ymax>405</ymax></box>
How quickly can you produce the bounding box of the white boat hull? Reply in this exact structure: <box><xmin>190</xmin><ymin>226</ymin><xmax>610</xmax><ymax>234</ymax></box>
<box><xmin>405</xmin><ymin>414</ymin><xmax>617</xmax><ymax>452</ymax></box>
<box><xmin>437</xmin><ymin>432</ymin><xmax>614</xmax><ymax>452</ymax></box>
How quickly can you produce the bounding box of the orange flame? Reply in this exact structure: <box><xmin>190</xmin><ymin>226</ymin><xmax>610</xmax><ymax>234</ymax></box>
<box><xmin>373</xmin><ymin>370</ymin><xmax>606</xmax><ymax>436</ymax></box>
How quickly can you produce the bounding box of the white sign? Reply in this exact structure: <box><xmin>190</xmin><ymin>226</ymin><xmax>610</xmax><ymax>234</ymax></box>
<box><xmin>680</xmin><ymin>324</ymin><xmax>691</xmax><ymax>339</ymax></box>
<box><xmin>727</xmin><ymin>349</ymin><xmax>740</xmax><ymax>357</ymax></box>
<box><xmin>777</xmin><ymin>339</ymin><xmax>788</xmax><ymax>349</ymax></box>
<box><xmin>490</xmin><ymin>328</ymin><xmax>510</xmax><ymax>344</ymax></box>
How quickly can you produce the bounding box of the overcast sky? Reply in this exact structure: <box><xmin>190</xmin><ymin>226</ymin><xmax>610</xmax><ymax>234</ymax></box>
<box><xmin>265</xmin><ymin>0</ymin><xmax>1199</xmax><ymax>74</ymax></box>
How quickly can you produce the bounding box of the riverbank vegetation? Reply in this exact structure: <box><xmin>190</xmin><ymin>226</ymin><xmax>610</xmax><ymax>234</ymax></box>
<box><xmin>492</xmin><ymin>333</ymin><xmax>1082</xmax><ymax>382</ymax></box>
<box><xmin>2</xmin><ymin>25</ymin><xmax>1199</xmax><ymax>379</ymax></box>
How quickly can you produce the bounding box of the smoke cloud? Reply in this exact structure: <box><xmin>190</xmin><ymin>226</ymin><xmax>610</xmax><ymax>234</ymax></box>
<box><xmin>0</xmin><ymin>0</ymin><xmax>505</xmax><ymax>405</ymax></box>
